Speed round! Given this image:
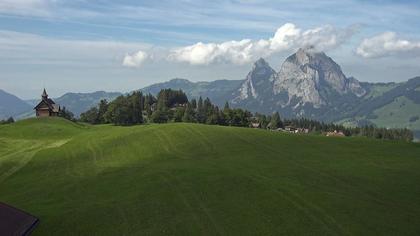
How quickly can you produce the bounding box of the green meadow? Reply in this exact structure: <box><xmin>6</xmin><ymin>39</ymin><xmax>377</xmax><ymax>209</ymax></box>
<box><xmin>1</xmin><ymin>118</ymin><xmax>420</xmax><ymax>235</ymax></box>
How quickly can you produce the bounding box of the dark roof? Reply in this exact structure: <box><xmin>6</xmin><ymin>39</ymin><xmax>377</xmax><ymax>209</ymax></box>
<box><xmin>46</xmin><ymin>98</ymin><xmax>55</xmax><ymax>105</ymax></box>
<box><xmin>0</xmin><ymin>202</ymin><xmax>39</xmax><ymax>235</ymax></box>
<box><xmin>34</xmin><ymin>98</ymin><xmax>57</xmax><ymax>111</ymax></box>
<box><xmin>34</xmin><ymin>89</ymin><xmax>60</xmax><ymax>113</ymax></box>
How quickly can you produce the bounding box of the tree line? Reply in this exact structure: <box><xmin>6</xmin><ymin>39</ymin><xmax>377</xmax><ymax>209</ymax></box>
<box><xmin>253</xmin><ymin>115</ymin><xmax>413</xmax><ymax>141</ymax></box>
<box><xmin>0</xmin><ymin>117</ymin><xmax>14</xmax><ymax>125</ymax></box>
<box><xmin>79</xmin><ymin>89</ymin><xmax>413</xmax><ymax>142</ymax></box>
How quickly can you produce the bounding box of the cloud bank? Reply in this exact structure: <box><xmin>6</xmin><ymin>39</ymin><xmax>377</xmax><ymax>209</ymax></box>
<box><xmin>123</xmin><ymin>23</ymin><xmax>357</xmax><ymax>67</ymax></box>
<box><xmin>167</xmin><ymin>23</ymin><xmax>357</xmax><ymax>65</ymax></box>
<box><xmin>357</xmin><ymin>32</ymin><xmax>420</xmax><ymax>58</ymax></box>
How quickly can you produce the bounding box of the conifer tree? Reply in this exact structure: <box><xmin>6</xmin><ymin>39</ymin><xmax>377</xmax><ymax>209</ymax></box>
<box><xmin>270</xmin><ymin>112</ymin><xmax>282</xmax><ymax>129</ymax></box>
<box><xmin>182</xmin><ymin>103</ymin><xmax>195</xmax><ymax>123</ymax></box>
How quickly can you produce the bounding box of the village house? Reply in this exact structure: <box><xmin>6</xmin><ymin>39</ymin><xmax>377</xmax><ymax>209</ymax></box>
<box><xmin>297</xmin><ymin>128</ymin><xmax>310</xmax><ymax>134</ymax></box>
<box><xmin>278</xmin><ymin>126</ymin><xmax>310</xmax><ymax>134</ymax></box>
<box><xmin>169</xmin><ymin>103</ymin><xmax>187</xmax><ymax>111</ymax></box>
<box><xmin>284</xmin><ymin>126</ymin><xmax>298</xmax><ymax>133</ymax></box>
<box><xmin>34</xmin><ymin>89</ymin><xmax>60</xmax><ymax>117</ymax></box>
<box><xmin>326</xmin><ymin>130</ymin><xmax>346</xmax><ymax>137</ymax></box>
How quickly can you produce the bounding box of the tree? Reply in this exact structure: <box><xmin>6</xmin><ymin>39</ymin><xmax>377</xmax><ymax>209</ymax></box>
<box><xmin>104</xmin><ymin>96</ymin><xmax>131</xmax><ymax>125</ymax></box>
<box><xmin>228</xmin><ymin>109</ymin><xmax>251</xmax><ymax>127</ymax></box>
<box><xmin>190</xmin><ymin>99</ymin><xmax>197</xmax><ymax>109</ymax></box>
<box><xmin>59</xmin><ymin>106</ymin><xmax>74</xmax><ymax>121</ymax></box>
<box><xmin>0</xmin><ymin>117</ymin><xmax>15</xmax><ymax>124</ymax></box>
<box><xmin>156</xmin><ymin>90</ymin><xmax>169</xmax><ymax>111</ymax></box>
<box><xmin>173</xmin><ymin>107</ymin><xmax>185</xmax><ymax>122</ymax></box>
<box><xmin>80</xmin><ymin>107</ymin><xmax>99</xmax><ymax>124</ymax></box>
<box><xmin>143</xmin><ymin>94</ymin><xmax>156</xmax><ymax>118</ymax></box>
<box><xmin>129</xmin><ymin>91</ymin><xmax>144</xmax><ymax>124</ymax></box>
<box><xmin>206</xmin><ymin>107</ymin><xmax>220</xmax><ymax>125</ymax></box>
<box><xmin>6</xmin><ymin>117</ymin><xmax>14</xmax><ymax>123</ymax></box>
<box><xmin>151</xmin><ymin>110</ymin><xmax>168</xmax><ymax>123</ymax></box>
<box><xmin>223</xmin><ymin>102</ymin><xmax>232</xmax><ymax>125</ymax></box>
<box><xmin>182</xmin><ymin>103</ymin><xmax>196</xmax><ymax>123</ymax></box>
<box><xmin>97</xmin><ymin>99</ymin><xmax>109</xmax><ymax>123</ymax></box>
<box><xmin>260</xmin><ymin>115</ymin><xmax>269</xmax><ymax>129</ymax></box>
<box><xmin>203</xmin><ymin>98</ymin><xmax>212</xmax><ymax>113</ymax></box>
<box><xmin>270</xmin><ymin>112</ymin><xmax>283</xmax><ymax>129</ymax></box>
<box><xmin>197</xmin><ymin>97</ymin><xmax>205</xmax><ymax>123</ymax></box>
<box><xmin>156</xmin><ymin>89</ymin><xmax>188</xmax><ymax>110</ymax></box>
<box><xmin>224</xmin><ymin>101</ymin><xmax>230</xmax><ymax>111</ymax></box>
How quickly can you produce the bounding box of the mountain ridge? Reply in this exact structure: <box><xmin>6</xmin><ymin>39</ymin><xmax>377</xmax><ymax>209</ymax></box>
<box><xmin>0</xmin><ymin>89</ymin><xmax>32</xmax><ymax>119</ymax></box>
<box><xmin>137</xmin><ymin>49</ymin><xmax>420</xmax><ymax>136</ymax></box>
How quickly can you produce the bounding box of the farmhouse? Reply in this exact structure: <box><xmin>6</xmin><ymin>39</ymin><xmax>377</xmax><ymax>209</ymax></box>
<box><xmin>326</xmin><ymin>130</ymin><xmax>346</xmax><ymax>137</ymax></box>
<box><xmin>284</xmin><ymin>126</ymin><xmax>298</xmax><ymax>133</ymax></box>
<box><xmin>34</xmin><ymin>89</ymin><xmax>60</xmax><ymax>117</ymax></box>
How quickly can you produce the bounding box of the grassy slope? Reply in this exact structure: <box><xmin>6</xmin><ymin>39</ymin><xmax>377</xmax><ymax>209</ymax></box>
<box><xmin>363</xmin><ymin>83</ymin><xmax>400</xmax><ymax>99</ymax></box>
<box><xmin>338</xmin><ymin>80</ymin><xmax>420</xmax><ymax>140</ymax></box>
<box><xmin>370</xmin><ymin>96</ymin><xmax>420</xmax><ymax>130</ymax></box>
<box><xmin>338</xmin><ymin>95</ymin><xmax>420</xmax><ymax>140</ymax></box>
<box><xmin>1</xmin><ymin>118</ymin><xmax>420</xmax><ymax>235</ymax></box>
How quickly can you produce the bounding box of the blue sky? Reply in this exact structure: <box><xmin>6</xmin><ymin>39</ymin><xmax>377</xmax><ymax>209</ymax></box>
<box><xmin>1</xmin><ymin>0</ymin><xmax>420</xmax><ymax>99</ymax></box>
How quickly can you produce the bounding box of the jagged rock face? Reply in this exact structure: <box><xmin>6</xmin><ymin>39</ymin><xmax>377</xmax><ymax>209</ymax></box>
<box><xmin>227</xmin><ymin>48</ymin><xmax>369</xmax><ymax>119</ymax></box>
<box><xmin>346</xmin><ymin>77</ymin><xmax>366</xmax><ymax>97</ymax></box>
<box><xmin>273</xmin><ymin>48</ymin><xmax>366</xmax><ymax>108</ymax></box>
<box><xmin>232</xmin><ymin>58</ymin><xmax>275</xmax><ymax>103</ymax></box>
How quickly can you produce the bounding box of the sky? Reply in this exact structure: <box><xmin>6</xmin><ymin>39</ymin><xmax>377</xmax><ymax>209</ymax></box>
<box><xmin>1</xmin><ymin>0</ymin><xmax>420</xmax><ymax>99</ymax></box>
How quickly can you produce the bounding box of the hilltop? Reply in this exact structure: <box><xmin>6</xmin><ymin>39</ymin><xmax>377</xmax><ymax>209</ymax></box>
<box><xmin>1</xmin><ymin>118</ymin><xmax>420</xmax><ymax>235</ymax></box>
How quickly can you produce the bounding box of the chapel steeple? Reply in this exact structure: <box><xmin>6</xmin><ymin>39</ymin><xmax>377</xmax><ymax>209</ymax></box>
<box><xmin>42</xmin><ymin>88</ymin><xmax>48</xmax><ymax>99</ymax></box>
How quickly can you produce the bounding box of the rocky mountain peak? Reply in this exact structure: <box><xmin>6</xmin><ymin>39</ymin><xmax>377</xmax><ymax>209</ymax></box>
<box><xmin>232</xmin><ymin>58</ymin><xmax>275</xmax><ymax>102</ymax></box>
<box><xmin>291</xmin><ymin>48</ymin><xmax>332</xmax><ymax>68</ymax></box>
<box><xmin>253</xmin><ymin>57</ymin><xmax>270</xmax><ymax>68</ymax></box>
<box><xmin>249</xmin><ymin>58</ymin><xmax>275</xmax><ymax>80</ymax></box>
<box><xmin>272</xmin><ymin>48</ymin><xmax>366</xmax><ymax>108</ymax></box>
<box><xmin>293</xmin><ymin>47</ymin><xmax>327</xmax><ymax>64</ymax></box>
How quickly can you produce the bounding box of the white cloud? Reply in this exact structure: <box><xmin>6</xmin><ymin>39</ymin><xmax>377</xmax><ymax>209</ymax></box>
<box><xmin>0</xmin><ymin>0</ymin><xmax>55</xmax><ymax>17</ymax></box>
<box><xmin>167</xmin><ymin>40</ymin><xmax>260</xmax><ymax>65</ymax></box>
<box><xmin>167</xmin><ymin>23</ymin><xmax>356</xmax><ymax>65</ymax></box>
<box><xmin>122</xmin><ymin>50</ymin><xmax>149</xmax><ymax>67</ymax></box>
<box><xmin>269</xmin><ymin>23</ymin><xmax>300</xmax><ymax>51</ymax></box>
<box><xmin>357</xmin><ymin>32</ymin><xmax>420</xmax><ymax>58</ymax></box>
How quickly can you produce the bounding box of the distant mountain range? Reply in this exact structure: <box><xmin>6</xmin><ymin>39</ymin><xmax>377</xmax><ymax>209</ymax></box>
<box><xmin>141</xmin><ymin>78</ymin><xmax>242</xmax><ymax>106</ymax></box>
<box><xmin>2</xmin><ymin>48</ymin><xmax>420</xmax><ymax>138</ymax></box>
<box><xmin>140</xmin><ymin>48</ymin><xmax>420</xmax><ymax>137</ymax></box>
<box><xmin>0</xmin><ymin>89</ymin><xmax>32</xmax><ymax>120</ymax></box>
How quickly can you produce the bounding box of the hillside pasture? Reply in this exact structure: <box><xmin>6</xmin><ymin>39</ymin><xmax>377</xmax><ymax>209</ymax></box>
<box><xmin>1</xmin><ymin>118</ymin><xmax>420</xmax><ymax>235</ymax></box>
